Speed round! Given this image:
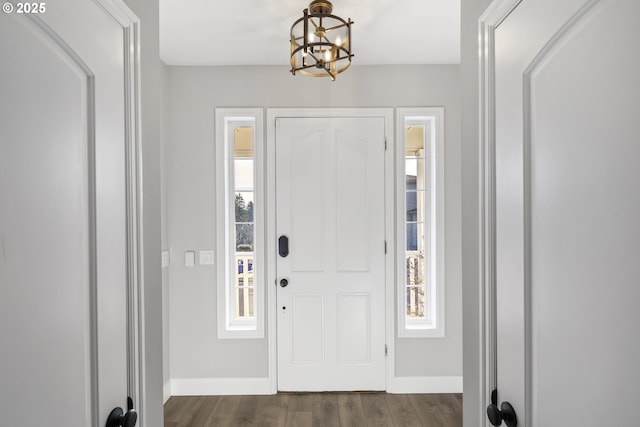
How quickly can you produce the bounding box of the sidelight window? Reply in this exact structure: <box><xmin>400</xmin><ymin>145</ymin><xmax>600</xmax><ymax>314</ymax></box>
<box><xmin>397</xmin><ymin>108</ymin><xmax>445</xmax><ymax>338</ymax></box>
<box><xmin>216</xmin><ymin>109</ymin><xmax>264</xmax><ymax>338</ymax></box>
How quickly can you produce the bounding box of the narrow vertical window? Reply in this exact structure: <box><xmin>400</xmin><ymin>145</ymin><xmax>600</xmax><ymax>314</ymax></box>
<box><xmin>233</xmin><ymin>127</ymin><xmax>255</xmax><ymax>320</ymax></box>
<box><xmin>397</xmin><ymin>108</ymin><xmax>445</xmax><ymax>338</ymax></box>
<box><xmin>216</xmin><ymin>109</ymin><xmax>264</xmax><ymax>338</ymax></box>
<box><xmin>405</xmin><ymin>125</ymin><xmax>429</xmax><ymax>323</ymax></box>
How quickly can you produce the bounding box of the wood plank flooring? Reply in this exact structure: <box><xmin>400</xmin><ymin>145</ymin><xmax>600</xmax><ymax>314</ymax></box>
<box><xmin>164</xmin><ymin>393</ymin><xmax>462</xmax><ymax>427</ymax></box>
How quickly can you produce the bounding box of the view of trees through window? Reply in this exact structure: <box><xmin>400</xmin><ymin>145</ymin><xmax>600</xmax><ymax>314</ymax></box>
<box><xmin>235</xmin><ymin>193</ymin><xmax>254</xmax><ymax>252</ymax></box>
<box><xmin>233</xmin><ymin>127</ymin><xmax>255</xmax><ymax>320</ymax></box>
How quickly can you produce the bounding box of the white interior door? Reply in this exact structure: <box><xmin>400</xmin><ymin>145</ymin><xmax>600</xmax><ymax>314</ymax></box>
<box><xmin>276</xmin><ymin>116</ymin><xmax>386</xmax><ymax>391</ymax></box>
<box><xmin>0</xmin><ymin>2</ymin><xmax>139</xmax><ymax>426</ymax></box>
<box><xmin>488</xmin><ymin>0</ymin><xmax>640</xmax><ymax>425</ymax></box>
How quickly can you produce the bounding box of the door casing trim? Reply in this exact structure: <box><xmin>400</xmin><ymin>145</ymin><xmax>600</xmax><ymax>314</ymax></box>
<box><xmin>478</xmin><ymin>0</ymin><xmax>522</xmax><ymax>424</ymax></box>
<box><xmin>265</xmin><ymin>108</ymin><xmax>395</xmax><ymax>393</ymax></box>
<box><xmin>93</xmin><ymin>0</ymin><xmax>145</xmax><ymax>424</ymax></box>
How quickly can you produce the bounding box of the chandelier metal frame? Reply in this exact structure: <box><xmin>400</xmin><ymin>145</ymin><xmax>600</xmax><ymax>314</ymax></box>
<box><xmin>290</xmin><ymin>0</ymin><xmax>354</xmax><ymax>81</ymax></box>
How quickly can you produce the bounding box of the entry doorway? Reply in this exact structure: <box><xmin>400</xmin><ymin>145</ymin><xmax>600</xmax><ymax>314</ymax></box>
<box><xmin>268</xmin><ymin>110</ymin><xmax>393</xmax><ymax>391</ymax></box>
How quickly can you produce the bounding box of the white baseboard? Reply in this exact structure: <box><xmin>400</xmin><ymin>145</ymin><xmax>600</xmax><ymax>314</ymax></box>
<box><xmin>170</xmin><ymin>377</ymin><xmax>273</xmax><ymax>396</ymax></box>
<box><xmin>163</xmin><ymin>381</ymin><xmax>172</xmax><ymax>404</ymax></box>
<box><xmin>167</xmin><ymin>376</ymin><xmax>460</xmax><ymax>396</ymax></box>
<box><xmin>387</xmin><ymin>376</ymin><xmax>463</xmax><ymax>394</ymax></box>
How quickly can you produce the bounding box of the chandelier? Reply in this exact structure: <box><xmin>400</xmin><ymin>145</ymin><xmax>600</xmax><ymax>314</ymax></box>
<box><xmin>290</xmin><ymin>0</ymin><xmax>353</xmax><ymax>81</ymax></box>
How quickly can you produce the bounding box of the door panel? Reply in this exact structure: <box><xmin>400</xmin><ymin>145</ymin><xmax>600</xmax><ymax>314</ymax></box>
<box><xmin>336</xmin><ymin>133</ymin><xmax>370</xmax><ymax>271</ymax></box>
<box><xmin>528</xmin><ymin>1</ymin><xmax>640</xmax><ymax>424</ymax></box>
<box><xmin>292</xmin><ymin>294</ymin><xmax>325</xmax><ymax>363</ymax></box>
<box><xmin>0</xmin><ymin>14</ymin><xmax>97</xmax><ymax>426</ymax></box>
<box><xmin>0</xmin><ymin>2</ymin><xmax>136</xmax><ymax>425</ymax></box>
<box><xmin>336</xmin><ymin>293</ymin><xmax>370</xmax><ymax>362</ymax></box>
<box><xmin>276</xmin><ymin>117</ymin><xmax>386</xmax><ymax>391</ymax></box>
<box><xmin>290</xmin><ymin>132</ymin><xmax>325</xmax><ymax>272</ymax></box>
<box><xmin>491</xmin><ymin>0</ymin><xmax>640</xmax><ymax>425</ymax></box>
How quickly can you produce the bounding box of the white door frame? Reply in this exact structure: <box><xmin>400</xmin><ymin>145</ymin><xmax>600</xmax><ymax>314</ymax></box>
<box><xmin>478</xmin><ymin>0</ymin><xmax>521</xmax><ymax>425</ymax></box>
<box><xmin>265</xmin><ymin>108</ymin><xmax>395</xmax><ymax>393</ymax></box>
<box><xmin>92</xmin><ymin>1</ymin><xmax>147</xmax><ymax>423</ymax></box>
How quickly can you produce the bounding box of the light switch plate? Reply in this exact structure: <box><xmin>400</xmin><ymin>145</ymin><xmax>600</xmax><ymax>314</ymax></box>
<box><xmin>199</xmin><ymin>250</ymin><xmax>215</xmax><ymax>265</ymax></box>
<box><xmin>185</xmin><ymin>251</ymin><xmax>195</xmax><ymax>267</ymax></box>
<box><xmin>161</xmin><ymin>250</ymin><xmax>170</xmax><ymax>268</ymax></box>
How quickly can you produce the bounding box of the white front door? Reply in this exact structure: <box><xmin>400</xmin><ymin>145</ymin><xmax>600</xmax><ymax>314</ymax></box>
<box><xmin>0</xmin><ymin>2</ymin><xmax>139</xmax><ymax>426</ymax></box>
<box><xmin>276</xmin><ymin>116</ymin><xmax>386</xmax><ymax>391</ymax></box>
<box><xmin>487</xmin><ymin>0</ymin><xmax>640</xmax><ymax>425</ymax></box>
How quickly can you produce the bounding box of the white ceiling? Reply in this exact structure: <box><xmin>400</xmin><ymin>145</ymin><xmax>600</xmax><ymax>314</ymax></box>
<box><xmin>159</xmin><ymin>0</ymin><xmax>461</xmax><ymax>66</ymax></box>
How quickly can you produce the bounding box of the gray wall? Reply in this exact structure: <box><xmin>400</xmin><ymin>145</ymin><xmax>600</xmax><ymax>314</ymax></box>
<box><xmin>461</xmin><ymin>0</ymin><xmax>493</xmax><ymax>425</ymax></box>
<box><xmin>122</xmin><ymin>0</ymin><xmax>168</xmax><ymax>425</ymax></box>
<box><xmin>166</xmin><ymin>65</ymin><xmax>463</xmax><ymax>380</ymax></box>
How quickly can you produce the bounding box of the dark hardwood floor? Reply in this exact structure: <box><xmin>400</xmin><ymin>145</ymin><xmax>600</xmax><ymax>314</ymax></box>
<box><xmin>164</xmin><ymin>392</ymin><xmax>462</xmax><ymax>427</ymax></box>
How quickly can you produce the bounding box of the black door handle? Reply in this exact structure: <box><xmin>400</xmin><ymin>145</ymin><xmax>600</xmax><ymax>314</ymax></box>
<box><xmin>279</xmin><ymin>235</ymin><xmax>289</xmax><ymax>257</ymax></box>
<box><xmin>487</xmin><ymin>390</ymin><xmax>517</xmax><ymax>427</ymax></box>
<box><xmin>280</xmin><ymin>278</ymin><xmax>289</xmax><ymax>288</ymax></box>
<box><xmin>106</xmin><ymin>397</ymin><xmax>137</xmax><ymax>427</ymax></box>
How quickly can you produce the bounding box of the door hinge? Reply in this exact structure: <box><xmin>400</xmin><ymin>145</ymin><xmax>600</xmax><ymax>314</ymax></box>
<box><xmin>384</xmin><ymin>136</ymin><xmax>388</xmax><ymax>151</ymax></box>
<box><xmin>384</xmin><ymin>240</ymin><xmax>387</xmax><ymax>254</ymax></box>
<box><xmin>385</xmin><ymin>344</ymin><xmax>388</xmax><ymax>357</ymax></box>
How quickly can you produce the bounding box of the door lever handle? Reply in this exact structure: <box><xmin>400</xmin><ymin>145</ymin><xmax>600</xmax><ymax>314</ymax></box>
<box><xmin>106</xmin><ymin>397</ymin><xmax>137</xmax><ymax>427</ymax></box>
<box><xmin>487</xmin><ymin>401</ymin><xmax>517</xmax><ymax>427</ymax></box>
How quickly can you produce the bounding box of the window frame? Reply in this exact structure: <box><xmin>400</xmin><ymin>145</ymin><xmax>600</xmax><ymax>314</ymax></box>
<box><xmin>396</xmin><ymin>107</ymin><xmax>446</xmax><ymax>338</ymax></box>
<box><xmin>215</xmin><ymin>108</ymin><xmax>265</xmax><ymax>339</ymax></box>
